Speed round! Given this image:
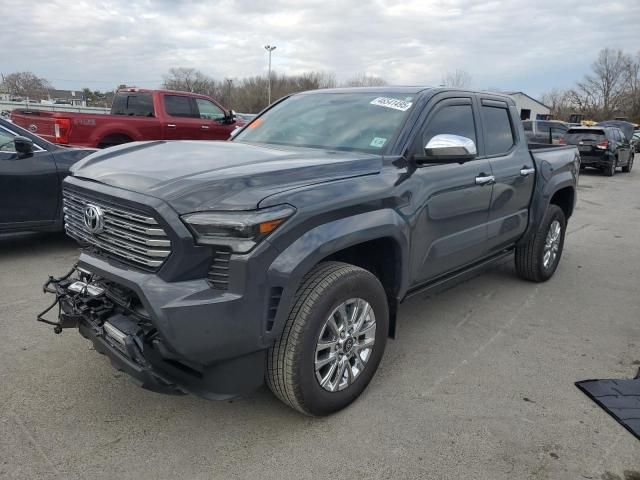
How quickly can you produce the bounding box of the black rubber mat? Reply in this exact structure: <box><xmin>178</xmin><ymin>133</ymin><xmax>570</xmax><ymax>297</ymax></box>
<box><xmin>576</xmin><ymin>376</ymin><xmax>640</xmax><ymax>440</ymax></box>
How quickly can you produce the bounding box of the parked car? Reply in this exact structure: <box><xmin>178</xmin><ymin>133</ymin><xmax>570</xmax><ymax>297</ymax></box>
<box><xmin>631</xmin><ymin>131</ymin><xmax>640</xmax><ymax>154</ymax></box>
<box><xmin>10</xmin><ymin>89</ymin><xmax>243</xmax><ymax>148</ymax></box>
<box><xmin>40</xmin><ymin>87</ymin><xmax>579</xmax><ymax>416</ymax></box>
<box><xmin>0</xmin><ymin>118</ymin><xmax>95</xmax><ymax>233</ymax></box>
<box><xmin>522</xmin><ymin>120</ymin><xmax>569</xmax><ymax>144</ymax></box>
<box><xmin>565</xmin><ymin>126</ymin><xmax>634</xmax><ymax>175</ymax></box>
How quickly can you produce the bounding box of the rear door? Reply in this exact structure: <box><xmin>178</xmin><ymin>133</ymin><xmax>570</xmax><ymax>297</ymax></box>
<box><xmin>161</xmin><ymin>94</ymin><xmax>202</xmax><ymax>140</ymax></box>
<box><xmin>0</xmin><ymin>125</ymin><xmax>59</xmax><ymax>226</ymax></box>
<box><xmin>409</xmin><ymin>96</ymin><xmax>494</xmax><ymax>283</ymax></box>
<box><xmin>614</xmin><ymin>128</ymin><xmax>631</xmax><ymax>164</ymax></box>
<box><xmin>479</xmin><ymin>98</ymin><xmax>535</xmax><ymax>252</ymax></box>
<box><xmin>194</xmin><ymin>98</ymin><xmax>234</xmax><ymax>140</ymax></box>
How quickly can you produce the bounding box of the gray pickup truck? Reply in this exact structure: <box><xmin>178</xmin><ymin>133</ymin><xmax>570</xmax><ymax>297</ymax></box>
<box><xmin>40</xmin><ymin>87</ymin><xmax>579</xmax><ymax>416</ymax></box>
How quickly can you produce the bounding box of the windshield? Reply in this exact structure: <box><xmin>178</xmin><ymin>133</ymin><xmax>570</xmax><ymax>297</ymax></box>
<box><xmin>233</xmin><ymin>92</ymin><xmax>416</xmax><ymax>154</ymax></box>
<box><xmin>565</xmin><ymin>129</ymin><xmax>605</xmax><ymax>144</ymax></box>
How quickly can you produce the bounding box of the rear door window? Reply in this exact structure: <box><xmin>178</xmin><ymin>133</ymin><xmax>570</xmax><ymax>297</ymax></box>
<box><xmin>112</xmin><ymin>93</ymin><xmax>154</xmax><ymax>117</ymax></box>
<box><xmin>164</xmin><ymin>95</ymin><xmax>197</xmax><ymax>118</ymax></box>
<box><xmin>481</xmin><ymin>106</ymin><xmax>515</xmax><ymax>155</ymax></box>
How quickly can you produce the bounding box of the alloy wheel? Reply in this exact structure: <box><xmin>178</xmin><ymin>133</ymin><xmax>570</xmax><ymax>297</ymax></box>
<box><xmin>314</xmin><ymin>298</ymin><xmax>376</xmax><ymax>392</ymax></box>
<box><xmin>543</xmin><ymin>220</ymin><xmax>562</xmax><ymax>270</ymax></box>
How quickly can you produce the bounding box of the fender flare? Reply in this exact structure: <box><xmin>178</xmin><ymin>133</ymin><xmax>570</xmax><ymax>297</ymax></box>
<box><xmin>264</xmin><ymin>209</ymin><xmax>410</xmax><ymax>339</ymax></box>
<box><xmin>92</xmin><ymin>127</ymin><xmax>139</xmax><ymax>147</ymax></box>
<box><xmin>518</xmin><ymin>166</ymin><xmax>576</xmax><ymax>246</ymax></box>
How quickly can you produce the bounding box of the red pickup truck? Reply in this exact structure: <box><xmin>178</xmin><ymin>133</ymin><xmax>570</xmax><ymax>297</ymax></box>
<box><xmin>10</xmin><ymin>89</ymin><xmax>242</xmax><ymax>148</ymax></box>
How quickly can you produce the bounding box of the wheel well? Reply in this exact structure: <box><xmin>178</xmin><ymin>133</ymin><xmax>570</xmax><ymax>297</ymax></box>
<box><xmin>98</xmin><ymin>133</ymin><xmax>133</xmax><ymax>148</ymax></box>
<box><xmin>550</xmin><ymin>187</ymin><xmax>574</xmax><ymax>219</ymax></box>
<box><xmin>322</xmin><ymin>237</ymin><xmax>401</xmax><ymax>337</ymax></box>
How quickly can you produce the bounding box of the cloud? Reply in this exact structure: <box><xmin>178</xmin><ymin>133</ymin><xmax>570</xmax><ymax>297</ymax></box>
<box><xmin>1</xmin><ymin>0</ymin><xmax>638</xmax><ymax>97</ymax></box>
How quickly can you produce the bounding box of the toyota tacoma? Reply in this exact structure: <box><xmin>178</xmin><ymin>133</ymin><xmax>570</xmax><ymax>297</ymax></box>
<box><xmin>39</xmin><ymin>87</ymin><xmax>579</xmax><ymax>416</ymax></box>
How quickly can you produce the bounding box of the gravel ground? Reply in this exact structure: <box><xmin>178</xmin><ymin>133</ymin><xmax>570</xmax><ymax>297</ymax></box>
<box><xmin>1</xmin><ymin>166</ymin><xmax>639</xmax><ymax>480</ymax></box>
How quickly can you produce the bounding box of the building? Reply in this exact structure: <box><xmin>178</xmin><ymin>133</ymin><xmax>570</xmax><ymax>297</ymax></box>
<box><xmin>45</xmin><ymin>89</ymin><xmax>86</xmax><ymax>107</ymax></box>
<box><xmin>503</xmin><ymin>92</ymin><xmax>551</xmax><ymax>121</ymax></box>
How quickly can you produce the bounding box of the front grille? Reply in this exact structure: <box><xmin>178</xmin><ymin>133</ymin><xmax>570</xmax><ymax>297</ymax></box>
<box><xmin>207</xmin><ymin>248</ymin><xmax>231</xmax><ymax>289</ymax></box>
<box><xmin>63</xmin><ymin>189</ymin><xmax>172</xmax><ymax>270</ymax></box>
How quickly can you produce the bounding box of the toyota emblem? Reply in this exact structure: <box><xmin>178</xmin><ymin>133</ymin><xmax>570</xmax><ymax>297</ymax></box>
<box><xmin>83</xmin><ymin>204</ymin><xmax>105</xmax><ymax>234</ymax></box>
<box><xmin>28</xmin><ymin>124</ymin><xmax>38</xmax><ymax>133</ymax></box>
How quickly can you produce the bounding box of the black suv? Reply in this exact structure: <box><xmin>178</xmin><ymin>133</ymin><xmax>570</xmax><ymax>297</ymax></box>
<box><xmin>565</xmin><ymin>126</ymin><xmax>634</xmax><ymax>175</ymax></box>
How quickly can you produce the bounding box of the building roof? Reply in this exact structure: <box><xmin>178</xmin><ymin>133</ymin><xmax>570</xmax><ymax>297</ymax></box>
<box><xmin>48</xmin><ymin>89</ymin><xmax>84</xmax><ymax>100</ymax></box>
<box><xmin>502</xmin><ymin>91</ymin><xmax>550</xmax><ymax>110</ymax></box>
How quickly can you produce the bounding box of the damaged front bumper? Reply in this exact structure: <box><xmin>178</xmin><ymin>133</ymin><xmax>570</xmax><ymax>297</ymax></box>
<box><xmin>38</xmin><ymin>263</ymin><xmax>265</xmax><ymax>399</ymax></box>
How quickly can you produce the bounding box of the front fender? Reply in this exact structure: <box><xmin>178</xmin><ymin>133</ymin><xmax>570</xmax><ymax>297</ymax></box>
<box><xmin>264</xmin><ymin>209</ymin><xmax>409</xmax><ymax>339</ymax></box>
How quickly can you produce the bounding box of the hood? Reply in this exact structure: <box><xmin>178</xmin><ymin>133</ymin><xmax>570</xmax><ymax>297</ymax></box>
<box><xmin>596</xmin><ymin>120</ymin><xmax>635</xmax><ymax>141</ymax></box>
<box><xmin>70</xmin><ymin>140</ymin><xmax>381</xmax><ymax>213</ymax></box>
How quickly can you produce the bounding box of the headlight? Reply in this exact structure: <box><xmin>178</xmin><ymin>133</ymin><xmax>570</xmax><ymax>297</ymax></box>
<box><xmin>181</xmin><ymin>204</ymin><xmax>295</xmax><ymax>253</ymax></box>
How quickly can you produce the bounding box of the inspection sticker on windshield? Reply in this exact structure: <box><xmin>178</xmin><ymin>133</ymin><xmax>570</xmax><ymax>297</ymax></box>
<box><xmin>370</xmin><ymin>137</ymin><xmax>387</xmax><ymax>148</ymax></box>
<box><xmin>370</xmin><ymin>97</ymin><xmax>413</xmax><ymax>111</ymax></box>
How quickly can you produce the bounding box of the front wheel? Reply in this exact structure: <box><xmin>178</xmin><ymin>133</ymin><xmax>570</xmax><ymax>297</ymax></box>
<box><xmin>266</xmin><ymin>262</ymin><xmax>388</xmax><ymax>416</ymax></box>
<box><xmin>515</xmin><ymin>204</ymin><xmax>566</xmax><ymax>282</ymax></box>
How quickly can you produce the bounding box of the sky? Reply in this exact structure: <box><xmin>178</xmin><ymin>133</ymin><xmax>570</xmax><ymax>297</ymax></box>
<box><xmin>1</xmin><ymin>0</ymin><xmax>639</xmax><ymax>99</ymax></box>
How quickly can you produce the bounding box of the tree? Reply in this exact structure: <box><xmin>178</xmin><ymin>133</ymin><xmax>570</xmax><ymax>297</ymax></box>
<box><xmin>569</xmin><ymin>48</ymin><xmax>630</xmax><ymax>119</ymax></box>
<box><xmin>1</xmin><ymin>71</ymin><xmax>51</xmax><ymax>100</ymax></box>
<box><xmin>344</xmin><ymin>73</ymin><xmax>388</xmax><ymax>87</ymax></box>
<box><xmin>541</xmin><ymin>88</ymin><xmax>573</xmax><ymax>118</ymax></box>
<box><xmin>162</xmin><ymin>68</ymin><xmax>219</xmax><ymax>98</ymax></box>
<box><xmin>442</xmin><ymin>69</ymin><xmax>472</xmax><ymax>88</ymax></box>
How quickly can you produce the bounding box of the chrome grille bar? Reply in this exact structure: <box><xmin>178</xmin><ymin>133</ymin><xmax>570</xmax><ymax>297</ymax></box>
<box><xmin>62</xmin><ymin>189</ymin><xmax>172</xmax><ymax>270</ymax></box>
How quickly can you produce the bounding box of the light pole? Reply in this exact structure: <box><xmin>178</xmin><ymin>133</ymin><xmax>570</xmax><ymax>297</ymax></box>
<box><xmin>264</xmin><ymin>44</ymin><xmax>276</xmax><ymax>105</ymax></box>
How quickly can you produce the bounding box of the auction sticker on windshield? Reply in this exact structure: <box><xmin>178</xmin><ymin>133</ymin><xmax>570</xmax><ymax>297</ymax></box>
<box><xmin>370</xmin><ymin>97</ymin><xmax>413</xmax><ymax>112</ymax></box>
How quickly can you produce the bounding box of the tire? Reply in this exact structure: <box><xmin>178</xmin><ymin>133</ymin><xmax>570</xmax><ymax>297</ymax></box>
<box><xmin>515</xmin><ymin>204</ymin><xmax>566</xmax><ymax>282</ymax></box>
<box><xmin>266</xmin><ymin>261</ymin><xmax>389</xmax><ymax>416</ymax></box>
<box><xmin>622</xmin><ymin>154</ymin><xmax>633</xmax><ymax>173</ymax></box>
<box><xmin>603</xmin><ymin>161</ymin><xmax>616</xmax><ymax>176</ymax></box>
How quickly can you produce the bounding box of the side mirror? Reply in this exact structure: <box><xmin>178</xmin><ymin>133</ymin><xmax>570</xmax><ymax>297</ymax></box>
<box><xmin>416</xmin><ymin>134</ymin><xmax>477</xmax><ymax>164</ymax></box>
<box><xmin>14</xmin><ymin>136</ymin><xmax>34</xmax><ymax>158</ymax></box>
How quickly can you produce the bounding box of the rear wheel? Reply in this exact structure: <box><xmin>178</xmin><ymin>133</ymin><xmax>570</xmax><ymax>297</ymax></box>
<box><xmin>604</xmin><ymin>161</ymin><xmax>616</xmax><ymax>177</ymax></box>
<box><xmin>515</xmin><ymin>204</ymin><xmax>566</xmax><ymax>282</ymax></box>
<box><xmin>622</xmin><ymin>154</ymin><xmax>634</xmax><ymax>173</ymax></box>
<box><xmin>98</xmin><ymin>134</ymin><xmax>133</xmax><ymax>149</ymax></box>
<box><xmin>266</xmin><ymin>262</ymin><xmax>388</xmax><ymax>416</ymax></box>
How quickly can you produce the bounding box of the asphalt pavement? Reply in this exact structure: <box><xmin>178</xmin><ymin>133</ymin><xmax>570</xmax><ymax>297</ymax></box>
<box><xmin>1</xmin><ymin>166</ymin><xmax>639</xmax><ymax>479</ymax></box>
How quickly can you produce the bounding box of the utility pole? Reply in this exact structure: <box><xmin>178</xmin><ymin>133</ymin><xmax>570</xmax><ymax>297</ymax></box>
<box><xmin>264</xmin><ymin>45</ymin><xmax>276</xmax><ymax>105</ymax></box>
<box><xmin>225</xmin><ymin>78</ymin><xmax>233</xmax><ymax>109</ymax></box>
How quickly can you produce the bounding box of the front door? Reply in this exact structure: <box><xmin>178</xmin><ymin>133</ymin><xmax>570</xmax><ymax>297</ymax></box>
<box><xmin>0</xmin><ymin>127</ymin><xmax>59</xmax><ymax>227</ymax></box>
<box><xmin>408</xmin><ymin>97</ymin><xmax>493</xmax><ymax>284</ymax></box>
<box><xmin>194</xmin><ymin>98</ymin><xmax>235</xmax><ymax>140</ymax></box>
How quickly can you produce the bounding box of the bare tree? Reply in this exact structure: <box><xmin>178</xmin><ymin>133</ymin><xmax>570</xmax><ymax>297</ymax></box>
<box><xmin>442</xmin><ymin>69</ymin><xmax>472</xmax><ymax>89</ymax></box>
<box><xmin>541</xmin><ymin>88</ymin><xmax>574</xmax><ymax>119</ymax></box>
<box><xmin>162</xmin><ymin>68</ymin><xmax>219</xmax><ymax>98</ymax></box>
<box><xmin>343</xmin><ymin>73</ymin><xmax>388</xmax><ymax>87</ymax></box>
<box><xmin>622</xmin><ymin>51</ymin><xmax>640</xmax><ymax>122</ymax></box>
<box><xmin>570</xmin><ymin>48</ymin><xmax>630</xmax><ymax>119</ymax></box>
<box><xmin>1</xmin><ymin>71</ymin><xmax>51</xmax><ymax>100</ymax></box>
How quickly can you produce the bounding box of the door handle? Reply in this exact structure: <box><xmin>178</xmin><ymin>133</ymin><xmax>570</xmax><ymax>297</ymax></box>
<box><xmin>201</xmin><ymin>125</ymin><xmax>210</xmax><ymax>130</ymax></box>
<box><xmin>520</xmin><ymin>167</ymin><xmax>535</xmax><ymax>176</ymax></box>
<box><xmin>475</xmin><ymin>175</ymin><xmax>495</xmax><ymax>186</ymax></box>
<box><xmin>167</xmin><ymin>124</ymin><xmax>176</xmax><ymax>128</ymax></box>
